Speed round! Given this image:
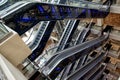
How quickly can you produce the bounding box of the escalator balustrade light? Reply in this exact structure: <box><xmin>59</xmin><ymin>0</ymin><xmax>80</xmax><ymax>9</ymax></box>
<box><xmin>59</xmin><ymin>7</ymin><xmax>65</xmax><ymax>18</ymax></box>
<box><xmin>19</xmin><ymin>18</ymin><xmax>33</xmax><ymax>22</ymax></box>
<box><xmin>51</xmin><ymin>6</ymin><xmax>56</xmax><ymax>13</ymax></box>
<box><xmin>51</xmin><ymin>6</ymin><xmax>58</xmax><ymax>19</ymax></box>
<box><xmin>45</xmin><ymin>16</ymin><xmax>49</xmax><ymax>19</ymax></box>
<box><xmin>37</xmin><ymin>5</ymin><xmax>45</xmax><ymax>13</ymax></box>
<box><xmin>67</xmin><ymin>8</ymin><xmax>71</xmax><ymax>17</ymax></box>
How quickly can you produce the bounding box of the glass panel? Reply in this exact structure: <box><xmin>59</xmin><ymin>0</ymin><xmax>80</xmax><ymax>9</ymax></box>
<box><xmin>65</xmin><ymin>0</ymin><xmax>108</xmax><ymax>10</ymax></box>
<box><xmin>0</xmin><ymin>0</ymin><xmax>21</xmax><ymax>11</ymax></box>
<box><xmin>0</xmin><ymin>23</ymin><xmax>9</xmax><ymax>40</ymax></box>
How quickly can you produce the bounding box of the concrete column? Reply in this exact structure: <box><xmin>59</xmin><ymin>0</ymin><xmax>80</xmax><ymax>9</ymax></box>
<box><xmin>0</xmin><ymin>54</ymin><xmax>27</xmax><ymax>80</ymax></box>
<box><xmin>0</xmin><ymin>33</ymin><xmax>32</xmax><ymax>67</ymax></box>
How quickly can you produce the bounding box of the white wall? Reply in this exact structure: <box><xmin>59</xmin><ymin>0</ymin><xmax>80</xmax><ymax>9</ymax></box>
<box><xmin>0</xmin><ymin>54</ymin><xmax>27</xmax><ymax>80</ymax></box>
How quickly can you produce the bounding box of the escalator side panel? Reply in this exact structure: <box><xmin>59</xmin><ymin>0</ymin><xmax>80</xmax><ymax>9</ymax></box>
<box><xmin>1</xmin><ymin>1</ymin><xmax>112</xmax><ymax>35</ymax></box>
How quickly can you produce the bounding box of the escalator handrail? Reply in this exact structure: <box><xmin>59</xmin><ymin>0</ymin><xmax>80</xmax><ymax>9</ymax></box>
<box><xmin>29</xmin><ymin>0</ymin><xmax>62</xmax><ymax>50</ymax></box>
<box><xmin>42</xmin><ymin>33</ymin><xmax>109</xmax><ymax>75</ymax></box>
<box><xmin>0</xmin><ymin>0</ymin><xmax>112</xmax><ymax>19</ymax></box>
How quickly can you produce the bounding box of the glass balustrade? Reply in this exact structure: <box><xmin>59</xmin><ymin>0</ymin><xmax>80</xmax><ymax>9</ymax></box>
<box><xmin>0</xmin><ymin>0</ymin><xmax>22</xmax><ymax>11</ymax></box>
<box><xmin>0</xmin><ymin>23</ymin><xmax>9</xmax><ymax>40</ymax></box>
<box><xmin>65</xmin><ymin>0</ymin><xmax>109</xmax><ymax>11</ymax></box>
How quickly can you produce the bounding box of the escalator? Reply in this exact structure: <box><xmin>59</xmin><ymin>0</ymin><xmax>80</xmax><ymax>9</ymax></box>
<box><xmin>69</xmin><ymin>28</ymin><xmax>81</xmax><ymax>46</ymax></box>
<box><xmin>28</xmin><ymin>0</ymin><xmax>52</xmax><ymax>51</ymax></box>
<box><xmin>29</xmin><ymin>21</ymin><xmax>49</xmax><ymax>51</ymax></box>
<box><xmin>41</xmin><ymin>32</ymin><xmax>109</xmax><ymax>79</ymax></box>
<box><xmin>38</xmin><ymin>19</ymin><xmax>80</xmax><ymax>69</ymax></box>
<box><xmin>28</xmin><ymin>0</ymin><xmax>67</xmax><ymax>61</ymax></box>
<box><xmin>55</xmin><ymin>25</ymin><xmax>111</xmax><ymax>80</ymax></box>
<box><xmin>74</xmin><ymin>22</ymin><xmax>102</xmax><ymax>71</ymax></box>
<box><xmin>0</xmin><ymin>0</ymin><xmax>113</xmax><ymax>80</ymax></box>
<box><xmin>80</xmin><ymin>26</ymin><xmax>112</xmax><ymax>68</ymax></box>
<box><xmin>42</xmin><ymin>21</ymin><xmax>89</xmax><ymax>80</ymax></box>
<box><xmin>28</xmin><ymin>21</ymin><xmax>56</xmax><ymax>61</ymax></box>
<box><xmin>59</xmin><ymin>64</ymin><xmax>73</xmax><ymax>80</ymax></box>
<box><xmin>0</xmin><ymin>0</ymin><xmax>112</xmax><ymax>35</ymax></box>
<box><xmin>69</xmin><ymin>22</ymin><xmax>95</xmax><ymax>73</ymax></box>
<box><xmin>65</xmin><ymin>53</ymin><xmax>106</xmax><ymax>80</ymax></box>
<box><xmin>66</xmin><ymin>43</ymin><xmax>110</xmax><ymax>80</ymax></box>
<box><xmin>42</xmin><ymin>20</ymin><xmax>84</xmax><ymax>71</ymax></box>
<box><xmin>56</xmin><ymin>20</ymin><xmax>80</xmax><ymax>51</ymax></box>
<box><xmin>55</xmin><ymin>21</ymin><xmax>64</xmax><ymax>39</ymax></box>
<box><xmin>80</xmin><ymin>62</ymin><xmax>102</xmax><ymax>80</ymax></box>
<box><xmin>28</xmin><ymin>0</ymin><xmax>69</xmax><ymax>79</ymax></box>
<box><xmin>59</xmin><ymin>22</ymin><xmax>94</xmax><ymax>80</ymax></box>
<box><xmin>76</xmin><ymin>22</ymin><xmax>95</xmax><ymax>44</ymax></box>
<box><xmin>0</xmin><ymin>0</ymin><xmax>112</xmax><ymax>62</ymax></box>
<box><xmin>88</xmin><ymin>65</ymin><xmax>106</xmax><ymax>80</ymax></box>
